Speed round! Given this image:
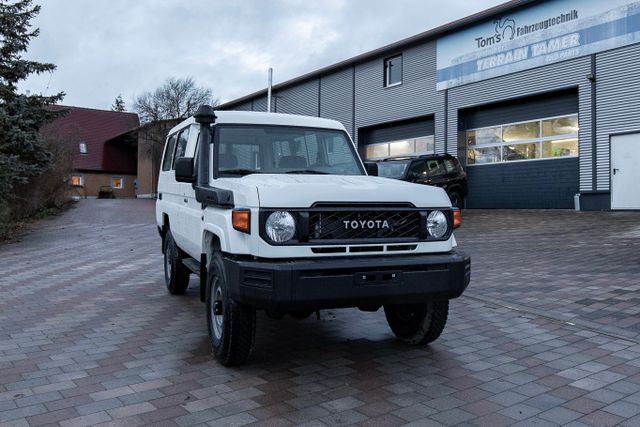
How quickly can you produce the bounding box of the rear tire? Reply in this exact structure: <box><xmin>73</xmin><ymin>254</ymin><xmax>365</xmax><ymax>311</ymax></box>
<box><xmin>384</xmin><ymin>301</ymin><xmax>449</xmax><ymax>345</ymax></box>
<box><xmin>206</xmin><ymin>252</ymin><xmax>256</xmax><ymax>366</ymax></box>
<box><xmin>163</xmin><ymin>231</ymin><xmax>190</xmax><ymax>295</ymax></box>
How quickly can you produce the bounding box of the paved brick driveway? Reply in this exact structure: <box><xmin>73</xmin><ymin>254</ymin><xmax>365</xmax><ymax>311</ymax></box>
<box><xmin>1</xmin><ymin>200</ymin><xmax>640</xmax><ymax>427</ymax></box>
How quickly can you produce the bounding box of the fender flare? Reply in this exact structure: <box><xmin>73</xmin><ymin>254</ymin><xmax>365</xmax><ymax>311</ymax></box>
<box><xmin>200</xmin><ymin>226</ymin><xmax>228</xmax><ymax>303</ymax></box>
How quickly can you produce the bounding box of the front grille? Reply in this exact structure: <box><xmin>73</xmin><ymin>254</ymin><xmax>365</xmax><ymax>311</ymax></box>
<box><xmin>308</xmin><ymin>210</ymin><xmax>422</xmax><ymax>241</ymax></box>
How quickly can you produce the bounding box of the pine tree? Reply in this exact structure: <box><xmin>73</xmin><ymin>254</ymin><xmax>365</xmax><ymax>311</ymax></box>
<box><xmin>111</xmin><ymin>94</ymin><xmax>125</xmax><ymax>112</ymax></box>
<box><xmin>0</xmin><ymin>0</ymin><xmax>65</xmax><ymax>201</ymax></box>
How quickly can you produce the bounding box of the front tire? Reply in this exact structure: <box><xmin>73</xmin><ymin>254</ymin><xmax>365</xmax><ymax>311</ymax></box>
<box><xmin>384</xmin><ymin>301</ymin><xmax>449</xmax><ymax>345</ymax></box>
<box><xmin>448</xmin><ymin>191</ymin><xmax>465</xmax><ymax>210</ymax></box>
<box><xmin>163</xmin><ymin>231</ymin><xmax>190</xmax><ymax>295</ymax></box>
<box><xmin>206</xmin><ymin>252</ymin><xmax>256</xmax><ymax>366</ymax></box>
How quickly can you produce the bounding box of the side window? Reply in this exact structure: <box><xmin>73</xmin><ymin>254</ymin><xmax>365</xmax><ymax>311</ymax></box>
<box><xmin>426</xmin><ymin>159</ymin><xmax>445</xmax><ymax>177</ymax></box>
<box><xmin>409</xmin><ymin>160</ymin><xmax>427</xmax><ymax>178</ymax></box>
<box><xmin>443</xmin><ymin>158</ymin><xmax>457</xmax><ymax>174</ymax></box>
<box><xmin>162</xmin><ymin>135</ymin><xmax>177</xmax><ymax>172</ymax></box>
<box><xmin>172</xmin><ymin>127</ymin><xmax>190</xmax><ymax>169</ymax></box>
<box><xmin>193</xmin><ymin>132</ymin><xmax>201</xmax><ymax>174</ymax></box>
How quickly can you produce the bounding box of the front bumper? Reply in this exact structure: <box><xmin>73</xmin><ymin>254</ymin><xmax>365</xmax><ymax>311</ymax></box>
<box><xmin>224</xmin><ymin>251</ymin><xmax>470</xmax><ymax>311</ymax></box>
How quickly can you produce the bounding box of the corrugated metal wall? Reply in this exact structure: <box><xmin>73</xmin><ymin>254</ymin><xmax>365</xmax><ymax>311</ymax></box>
<box><xmin>252</xmin><ymin>96</ymin><xmax>268</xmax><ymax>112</ymax></box>
<box><xmin>231</xmin><ymin>101</ymin><xmax>253</xmax><ymax>111</ymax></box>
<box><xmin>447</xmin><ymin>56</ymin><xmax>592</xmax><ymax>192</ymax></box>
<box><xmin>273</xmin><ymin>78</ymin><xmax>319</xmax><ymax>117</ymax></box>
<box><xmin>595</xmin><ymin>44</ymin><xmax>640</xmax><ymax>192</ymax></box>
<box><xmin>319</xmin><ymin>67</ymin><xmax>354</xmax><ymax>137</ymax></box>
<box><xmin>354</xmin><ymin>42</ymin><xmax>443</xmax><ymax>149</ymax></box>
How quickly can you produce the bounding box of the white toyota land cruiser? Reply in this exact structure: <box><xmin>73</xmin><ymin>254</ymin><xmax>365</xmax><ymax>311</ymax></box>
<box><xmin>156</xmin><ymin>106</ymin><xmax>470</xmax><ymax>366</ymax></box>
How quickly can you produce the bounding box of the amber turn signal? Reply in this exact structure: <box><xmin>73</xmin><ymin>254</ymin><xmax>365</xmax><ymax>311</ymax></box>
<box><xmin>453</xmin><ymin>208</ymin><xmax>461</xmax><ymax>229</ymax></box>
<box><xmin>232</xmin><ymin>210</ymin><xmax>251</xmax><ymax>233</ymax></box>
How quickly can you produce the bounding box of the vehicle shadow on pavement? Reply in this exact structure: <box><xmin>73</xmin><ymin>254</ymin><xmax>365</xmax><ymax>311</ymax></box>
<box><xmin>181</xmin><ymin>281</ymin><xmax>457</xmax><ymax>371</ymax></box>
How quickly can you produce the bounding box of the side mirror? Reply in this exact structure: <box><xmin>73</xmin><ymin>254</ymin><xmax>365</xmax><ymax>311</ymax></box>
<box><xmin>175</xmin><ymin>157</ymin><xmax>195</xmax><ymax>183</ymax></box>
<box><xmin>364</xmin><ymin>162</ymin><xmax>378</xmax><ymax>176</ymax></box>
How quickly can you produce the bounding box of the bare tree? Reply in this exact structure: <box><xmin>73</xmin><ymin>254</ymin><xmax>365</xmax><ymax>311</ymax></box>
<box><xmin>133</xmin><ymin>77</ymin><xmax>219</xmax><ymax>124</ymax></box>
<box><xmin>137</xmin><ymin>119</ymin><xmax>181</xmax><ymax>196</ymax></box>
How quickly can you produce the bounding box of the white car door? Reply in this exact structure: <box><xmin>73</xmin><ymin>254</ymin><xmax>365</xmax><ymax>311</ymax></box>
<box><xmin>181</xmin><ymin>125</ymin><xmax>205</xmax><ymax>258</ymax></box>
<box><xmin>166</xmin><ymin>127</ymin><xmax>192</xmax><ymax>251</ymax></box>
<box><xmin>158</xmin><ymin>132</ymin><xmax>183</xmax><ymax>240</ymax></box>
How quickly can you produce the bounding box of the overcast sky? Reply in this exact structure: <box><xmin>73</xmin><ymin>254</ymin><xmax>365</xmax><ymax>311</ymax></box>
<box><xmin>20</xmin><ymin>0</ymin><xmax>504</xmax><ymax>111</ymax></box>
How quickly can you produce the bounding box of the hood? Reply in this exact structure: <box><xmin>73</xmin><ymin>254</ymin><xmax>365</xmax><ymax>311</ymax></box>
<box><xmin>236</xmin><ymin>174</ymin><xmax>451</xmax><ymax>208</ymax></box>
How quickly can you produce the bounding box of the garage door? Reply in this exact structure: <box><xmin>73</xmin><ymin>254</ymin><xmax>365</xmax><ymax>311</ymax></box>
<box><xmin>461</xmin><ymin>90</ymin><xmax>579</xmax><ymax>209</ymax></box>
<box><xmin>359</xmin><ymin>116</ymin><xmax>434</xmax><ymax>160</ymax></box>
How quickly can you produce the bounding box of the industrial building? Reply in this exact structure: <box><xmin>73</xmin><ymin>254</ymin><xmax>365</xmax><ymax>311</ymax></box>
<box><xmin>219</xmin><ymin>0</ymin><xmax>640</xmax><ymax>210</ymax></box>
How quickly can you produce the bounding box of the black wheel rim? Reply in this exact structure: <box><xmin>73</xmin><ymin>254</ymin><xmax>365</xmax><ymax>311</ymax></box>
<box><xmin>394</xmin><ymin>304</ymin><xmax>422</xmax><ymax>321</ymax></box>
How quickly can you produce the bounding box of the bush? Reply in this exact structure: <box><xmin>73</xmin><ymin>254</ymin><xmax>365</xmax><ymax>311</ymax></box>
<box><xmin>0</xmin><ymin>133</ymin><xmax>73</xmax><ymax>240</ymax></box>
<box><xmin>0</xmin><ymin>201</ymin><xmax>11</xmax><ymax>240</ymax></box>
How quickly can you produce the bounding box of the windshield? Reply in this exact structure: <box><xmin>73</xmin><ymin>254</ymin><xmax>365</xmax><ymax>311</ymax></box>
<box><xmin>377</xmin><ymin>161</ymin><xmax>410</xmax><ymax>179</ymax></box>
<box><xmin>215</xmin><ymin>125</ymin><xmax>364</xmax><ymax>176</ymax></box>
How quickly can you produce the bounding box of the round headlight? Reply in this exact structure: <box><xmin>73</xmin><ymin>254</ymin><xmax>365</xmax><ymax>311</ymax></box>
<box><xmin>426</xmin><ymin>210</ymin><xmax>448</xmax><ymax>239</ymax></box>
<box><xmin>265</xmin><ymin>211</ymin><xmax>296</xmax><ymax>242</ymax></box>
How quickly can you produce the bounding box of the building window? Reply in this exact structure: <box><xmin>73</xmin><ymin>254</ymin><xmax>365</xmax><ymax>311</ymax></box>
<box><xmin>365</xmin><ymin>135</ymin><xmax>434</xmax><ymax>160</ymax></box>
<box><xmin>466</xmin><ymin>114</ymin><xmax>578</xmax><ymax>165</ymax></box>
<box><xmin>79</xmin><ymin>142</ymin><xmax>87</xmax><ymax>154</ymax></box>
<box><xmin>70</xmin><ymin>174</ymin><xmax>84</xmax><ymax>187</ymax></box>
<box><xmin>384</xmin><ymin>55</ymin><xmax>402</xmax><ymax>87</ymax></box>
<box><xmin>110</xmin><ymin>176</ymin><xmax>124</xmax><ymax>189</ymax></box>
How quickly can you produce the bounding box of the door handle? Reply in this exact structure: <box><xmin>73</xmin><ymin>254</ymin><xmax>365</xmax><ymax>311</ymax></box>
<box><xmin>613</xmin><ymin>168</ymin><xmax>619</xmax><ymax>175</ymax></box>
<box><xmin>183</xmin><ymin>198</ymin><xmax>188</xmax><ymax>204</ymax></box>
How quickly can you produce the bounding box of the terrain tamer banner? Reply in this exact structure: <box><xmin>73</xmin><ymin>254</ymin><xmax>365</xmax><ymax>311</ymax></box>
<box><xmin>436</xmin><ymin>0</ymin><xmax>640</xmax><ymax>90</ymax></box>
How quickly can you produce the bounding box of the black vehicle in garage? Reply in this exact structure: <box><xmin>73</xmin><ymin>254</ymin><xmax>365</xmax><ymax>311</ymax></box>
<box><xmin>376</xmin><ymin>154</ymin><xmax>468</xmax><ymax>209</ymax></box>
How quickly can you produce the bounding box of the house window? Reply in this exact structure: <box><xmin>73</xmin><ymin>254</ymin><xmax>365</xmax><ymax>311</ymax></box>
<box><xmin>110</xmin><ymin>176</ymin><xmax>124</xmax><ymax>189</ymax></box>
<box><xmin>384</xmin><ymin>55</ymin><xmax>402</xmax><ymax>87</ymax></box>
<box><xmin>70</xmin><ymin>175</ymin><xmax>84</xmax><ymax>187</ymax></box>
<box><xmin>79</xmin><ymin>142</ymin><xmax>87</xmax><ymax>154</ymax></box>
<box><xmin>365</xmin><ymin>135</ymin><xmax>434</xmax><ymax>160</ymax></box>
<box><xmin>466</xmin><ymin>114</ymin><xmax>578</xmax><ymax>165</ymax></box>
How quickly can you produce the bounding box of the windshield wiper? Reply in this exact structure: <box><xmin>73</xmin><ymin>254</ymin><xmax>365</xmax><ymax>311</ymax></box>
<box><xmin>284</xmin><ymin>170</ymin><xmax>329</xmax><ymax>175</ymax></box>
<box><xmin>220</xmin><ymin>169</ymin><xmax>261</xmax><ymax>176</ymax></box>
